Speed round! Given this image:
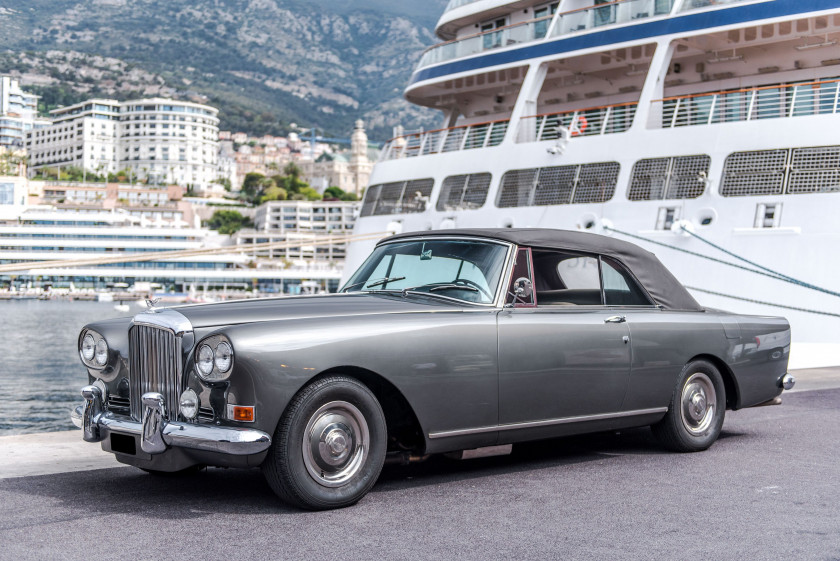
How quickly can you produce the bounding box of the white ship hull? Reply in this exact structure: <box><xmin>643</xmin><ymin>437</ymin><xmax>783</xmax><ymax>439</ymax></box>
<box><xmin>345</xmin><ymin>0</ymin><xmax>840</xmax><ymax>368</ymax></box>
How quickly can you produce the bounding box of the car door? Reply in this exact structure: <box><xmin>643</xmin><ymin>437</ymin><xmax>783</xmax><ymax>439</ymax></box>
<box><xmin>497</xmin><ymin>248</ymin><xmax>632</xmax><ymax>427</ymax></box>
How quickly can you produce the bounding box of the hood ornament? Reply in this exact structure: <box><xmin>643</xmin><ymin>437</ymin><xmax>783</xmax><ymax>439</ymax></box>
<box><xmin>144</xmin><ymin>298</ymin><xmax>161</xmax><ymax>313</ymax></box>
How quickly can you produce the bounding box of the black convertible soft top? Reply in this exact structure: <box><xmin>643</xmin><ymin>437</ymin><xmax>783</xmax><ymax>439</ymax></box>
<box><xmin>382</xmin><ymin>228</ymin><xmax>703</xmax><ymax>311</ymax></box>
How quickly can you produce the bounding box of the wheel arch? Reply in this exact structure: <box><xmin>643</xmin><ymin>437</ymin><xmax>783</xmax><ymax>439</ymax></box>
<box><xmin>309</xmin><ymin>366</ymin><xmax>427</xmax><ymax>454</ymax></box>
<box><xmin>686</xmin><ymin>353</ymin><xmax>740</xmax><ymax>410</ymax></box>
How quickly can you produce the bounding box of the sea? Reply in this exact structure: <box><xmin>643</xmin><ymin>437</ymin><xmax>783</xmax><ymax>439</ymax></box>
<box><xmin>0</xmin><ymin>300</ymin><xmax>132</xmax><ymax>436</ymax></box>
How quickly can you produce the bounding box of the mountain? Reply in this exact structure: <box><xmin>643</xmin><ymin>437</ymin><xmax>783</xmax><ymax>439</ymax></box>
<box><xmin>0</xmin><ymin>0</ymin><xmax>449</xmax><ymax>141</ymax></box>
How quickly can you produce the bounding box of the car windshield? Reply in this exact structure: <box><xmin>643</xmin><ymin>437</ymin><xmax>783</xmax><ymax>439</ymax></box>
<box><xmin>342</xmin><ymin>239</ymin><xmax>509</xmax><ymax>304</ymax></box>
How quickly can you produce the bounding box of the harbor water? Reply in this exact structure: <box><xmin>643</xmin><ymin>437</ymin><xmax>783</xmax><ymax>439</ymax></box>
<box><xmin>0</xmin><ymin>300</ymin><xmax>130</xmax><ymax>436</ymax></box>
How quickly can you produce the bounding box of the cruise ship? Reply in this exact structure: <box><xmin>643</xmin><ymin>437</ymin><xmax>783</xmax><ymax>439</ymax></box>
<box><xmin>344</xmin><ymin>0</ymin><xmax>840</xmax><ymax>368</ymax></box>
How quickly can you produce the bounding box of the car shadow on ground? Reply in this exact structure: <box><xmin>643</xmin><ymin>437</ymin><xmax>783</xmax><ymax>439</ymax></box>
<box><xmin>0</xmin><ymin>425</ymin><xmax>747</xmax><ymax>519</ymax></box>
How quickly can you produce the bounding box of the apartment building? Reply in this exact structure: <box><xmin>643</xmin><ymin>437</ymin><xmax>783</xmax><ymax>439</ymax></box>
<box><xmin>27</xmin><ymin>180</ymin><xmax>194</xmax><ymax>227</ymax></box>
<box><xmin>26</xmin><ymin>97</ymin><xmax>220</xmax><ymax>189</ymax></box>
<box><xmin>0</xmin><ymin>77</ymin><xmax>44</xmax><ymax>150</ymax></box>
<box><xmin>235</xmin><ymin>199</ymin><xmax>359</xmax><ymax>264</ymax></box>
<box><xmin>26</xmin><ymin>99</ymin><xmax>120</xmax><ymax>174</ymax></box>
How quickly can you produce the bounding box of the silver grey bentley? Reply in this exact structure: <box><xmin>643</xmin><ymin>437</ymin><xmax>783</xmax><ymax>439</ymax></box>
<box><xmin>71</xmin><ymin>228</ymin><xmax>795</xmax><ymax>510</ymax></box>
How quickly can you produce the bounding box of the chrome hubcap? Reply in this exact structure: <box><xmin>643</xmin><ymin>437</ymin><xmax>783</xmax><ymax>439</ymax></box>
<box><xmin>302</xmin><ymin>401</ymin><xmax>369</xmax><ymax>488</ymax></box>
<box><xmin>680</xmin><ymin>372</ymin><xmax>716</xmax><ymax>435</ymax></box>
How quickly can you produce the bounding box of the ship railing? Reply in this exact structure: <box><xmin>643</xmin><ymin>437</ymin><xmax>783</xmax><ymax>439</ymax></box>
<box><xmin>517</xmin><ymin>101</ymin><xmax>639</xmax><ymax>142</ymax></box>
<box><xmin>379</xmin><ymin>118</ymin><xmax>510</xmax><ymax>161</ymax></box>
<box><xmin>416</xmin><ymin>14</ymin><xmax>555</xmax><ymax>70</ymax></box>
<box><xmin>653</xmin><ymin>78</ymin><xmax>840</xmax><ymax>129</ymax></box>
<box><xmin>675</xmin><ymin>0</ymin><xmax>755</xmax><ymax>13</ymax></box>
<box><xmin>443</xmin><ymin>0</ymin><xmax>482</xmax><ymax>12</ymax></box>
<box><xmin>549</xmin><ymin>0</ymin><xmax>674</xmax><ymax>38</ymax></box>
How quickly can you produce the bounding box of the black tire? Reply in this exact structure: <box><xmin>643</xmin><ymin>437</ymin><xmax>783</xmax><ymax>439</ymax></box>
<box><xmin>651</xmin><ymin>360</ymin><xmax>726</xmax><ymax>452</ymax></box>
<box><xmin>262</xmin><ymin>376</ymin><xmax>387</xmax><ymax>510</ymax></box>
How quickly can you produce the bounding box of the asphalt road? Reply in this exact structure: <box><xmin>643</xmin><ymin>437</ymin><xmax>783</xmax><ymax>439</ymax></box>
<box><xmin>1</xmin><ymin>388</ymin><xmax>838</xmax><ymax>561</ymax></box>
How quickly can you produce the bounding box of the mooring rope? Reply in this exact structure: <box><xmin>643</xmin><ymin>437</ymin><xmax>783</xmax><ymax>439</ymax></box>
<box><xmin>678</xmin><ymin>225</ymin><xmax>840</xmax><ymax>298</ymax></box>
<box><xmin>684</xmin><ymin>286</ymin><xmax>840</xmax><ymax>318</ymax></box>
<box><xmin>604</xmin><ymin>225</ymin><xmax>840</xmax><ymax>317</ymax></box>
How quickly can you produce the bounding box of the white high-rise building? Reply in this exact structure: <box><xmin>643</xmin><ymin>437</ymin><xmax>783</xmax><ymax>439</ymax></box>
<box><xmin>118</xmin><ymin>98</ymin><xmax>219</xmax><ymax>188</ymax></box>
<box><xmin>27</xmin><ymin>99</ymin><xmax>120</xmax><ymax>174</ymax></box>
<box><xmin>26</xmin><ymin>97</ymin><xmax>220</xmax><ymax>189</ymax></box>
<box><xmin>0</xmin><ymin>76</ymin><xmax>41</xmax><ymax>150</ymax></box>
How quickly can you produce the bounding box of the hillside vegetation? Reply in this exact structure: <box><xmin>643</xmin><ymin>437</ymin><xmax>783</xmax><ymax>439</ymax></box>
<box><xmin>0</xmin><ymin>0</ymin><xmax>447</xmax><ymax>140</ymax></box>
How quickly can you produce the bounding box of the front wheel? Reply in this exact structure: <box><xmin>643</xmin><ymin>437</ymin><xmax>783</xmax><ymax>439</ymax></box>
<box><xmin>262</xmin><ymin>376</ymin><xmax>387</xmax><ymax>510</ymax></box>
<box><xmin>651</xmin><ymin>360</ymin><xmax>726</xmax><ymax>452</ymax></box>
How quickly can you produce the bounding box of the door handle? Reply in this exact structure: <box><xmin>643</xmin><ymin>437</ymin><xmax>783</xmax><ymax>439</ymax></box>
<box><xmin>604</xmin><ymin>315</ymin><xmax>626</xmax><ymax>323</ymax></box>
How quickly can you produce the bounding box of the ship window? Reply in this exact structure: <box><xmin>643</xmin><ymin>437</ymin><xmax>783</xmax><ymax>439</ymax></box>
<box><xmin>436</xmin><ymin>173</ymin><xmax>491</xmax><ymax>211</ymax></box>
<box><xmin>534</xmin><ymin>3</ymin><xmax>559</xmax><ymax>37</ymax></box>
<box><xmin>787</xmin><ymin>146</ymin><xmax>840</xmax><ymax>194</ymax></box>
<box><xmin>360</xmin><ymin>179</ymin><xmax>434</xmax><ymax>217</ymax></box>
<box><xmin>480</xmin><ymin>18</ymin><xmax>507</xmax><ymax>50</ymax></box>
<box><xmin>572</xmin><ymin>162</ymin><xmax>621</xmax><ymax>204</ymax></box>
<box><xmin>534</xmin><ymin>166</ymin><xmax>576</xmax><ymax>206</ymax></box>
<box><xmin>497</xmin><ymin>168</ymin><xmax>538</xmax><ymax>208</ymax></box>
<box><xmin>628</xmin><ymin>155</ymin><xmax>710</xmax><ymax>200</ymax></box>
<box><xmin>495</xmin><ymin>163</ymin><xmax>618</xmax><ymax>208</ymax></box>
<box><xmin>720</xmin><ymin>149</ymin><xmax>787</xmax><ymax>197</ymax></box>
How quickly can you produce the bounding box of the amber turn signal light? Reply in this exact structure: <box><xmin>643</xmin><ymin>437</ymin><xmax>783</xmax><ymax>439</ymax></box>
<box><xmin>228</xmin><ymin>405</ymin><xmax>254</xmax><ymax>422</ymax></box>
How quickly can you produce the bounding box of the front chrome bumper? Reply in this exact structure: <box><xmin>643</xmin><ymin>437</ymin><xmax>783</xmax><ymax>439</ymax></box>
<box><xmin>779</xmin><ymin>373</ymin><xmax>796</xmax><ymax>391</ymax></box>
<box><xmin>70</xmin><ymin>385</ymin><xmax>271</xmax><ymax>456</ymax></box>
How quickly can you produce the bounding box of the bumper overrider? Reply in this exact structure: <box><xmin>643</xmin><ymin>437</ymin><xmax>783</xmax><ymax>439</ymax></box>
<box><xmin>70</xmin><ymin>384</ymin><xmax>271</xmax><ymax>456</ymax></box>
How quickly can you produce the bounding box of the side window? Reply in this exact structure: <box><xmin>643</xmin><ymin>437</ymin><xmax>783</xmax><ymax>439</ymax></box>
<box><xmin>602</xmin><ymin>258</ymin><xmax>653</xmax><ymax>306</ymax></box>
<box><xmin>556</xmin><ymin>256</ymin><xmax>600</xmax><ymax>289</ymax></box>
<box><xmin>533</xmin><ymin>251</ymin><xmax>603</xmax><ymax>306</ymax></box>
<box><xmin>531</xmin><ymin>250</ymin><xmax>653</xmax><ymax>307</ymax></box>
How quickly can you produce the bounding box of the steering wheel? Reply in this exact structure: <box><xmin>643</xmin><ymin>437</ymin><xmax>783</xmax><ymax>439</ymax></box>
<box><xmin>453</xmin><ymin>278</ymin><xmax>493</xmax><ymax>300</ymax></box>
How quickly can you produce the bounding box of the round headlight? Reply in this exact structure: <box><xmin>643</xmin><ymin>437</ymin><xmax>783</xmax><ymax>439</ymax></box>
<box><xmin>94</xmin><ymin>338</ymin><xmax>109</xmax><ymax>366</ymax></box>
<box><xmin>196</xmin><ymin>344</ymin><xmax>214</xmax><ymax>377</ymax></box>
<box><xmin>81</xmin><ymin>334</ymin><xmax>95</xmax><ymax>361</ymax></box>
<box><xmin>179</xmin><ymin>388</ymin><xmax>199</xmax><ymax>420</ymax></box>
<box><xmin>214</xmin><ymin>341</ymin><xmax>233</xmax><ymax>373</ymax></box>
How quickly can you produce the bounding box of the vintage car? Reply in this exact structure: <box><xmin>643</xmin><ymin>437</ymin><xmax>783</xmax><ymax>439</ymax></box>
<box><xmin>71</xmin><ymin>228</ymin><xmax>795</xmax><ymax>510</ymax></box>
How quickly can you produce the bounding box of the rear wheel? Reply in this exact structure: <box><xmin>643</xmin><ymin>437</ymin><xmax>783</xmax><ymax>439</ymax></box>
<box><xmin>262</xmin><ymin>376</ymin><xmax>387</xmax><ymax>510</ymax></box>
<box><xmin>652</xmin><ymin>360</ymin><xmax>726</xmax><ymax>452</ymax></box>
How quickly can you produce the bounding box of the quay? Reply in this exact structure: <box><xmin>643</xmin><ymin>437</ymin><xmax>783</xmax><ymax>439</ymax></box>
<box><xmin>1</xmin><ymin>366</ymin><xmax>839</xmax><ymax>560</ymax></box>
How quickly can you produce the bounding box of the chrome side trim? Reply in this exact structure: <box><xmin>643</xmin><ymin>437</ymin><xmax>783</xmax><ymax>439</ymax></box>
<box><xmin>427</xmin><ymin>407</ymin><xmax>669</xmax><ymax>439</ymax></box>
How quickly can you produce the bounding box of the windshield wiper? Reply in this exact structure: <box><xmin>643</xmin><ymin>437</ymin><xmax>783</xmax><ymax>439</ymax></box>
<box><xmin>429</xmin><ymin>284</ymin><xmax>478</xmax><ymax>293</ymax></box>
<box><xmin>365</xmin><ymin>276</ymin><xmax>406</xmax><ymax>289</ymax></box>
<box><xmin>341</xmin><ymin>276</ymin><xmax>406</xmax><ymax>292</ymax></box>
<box><xmin>400</xmin><ymin>283</ymin><xmax>479</xmax><ymax>297</ymax></box>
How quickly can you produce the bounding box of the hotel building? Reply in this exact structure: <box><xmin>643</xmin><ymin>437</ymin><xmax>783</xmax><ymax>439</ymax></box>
<box><xmin>26</xmin><ymin>98</ymin><xmax>220</xmax><ymax>189</ymax></box>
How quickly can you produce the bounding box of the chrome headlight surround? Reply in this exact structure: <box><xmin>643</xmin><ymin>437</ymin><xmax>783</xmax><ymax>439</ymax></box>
<box><xmin>79</xmin><ymin>329</ymin><xmax>110</xmax><ymax>370</ymax></box>
<box><xmin>194</xmin><ymin>335</ymin><xmax>234</xmax><ymax>383</ymax></box>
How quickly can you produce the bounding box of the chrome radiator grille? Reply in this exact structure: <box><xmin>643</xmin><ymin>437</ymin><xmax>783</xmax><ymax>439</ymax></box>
<box><xmin>129</xmin><ymin>324</ymin><xmax>183</xmax><ymax>421</ymax></box>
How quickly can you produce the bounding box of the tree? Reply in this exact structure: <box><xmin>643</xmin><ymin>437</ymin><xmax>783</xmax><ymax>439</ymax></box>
<box><xmin>324</xmin><ymin>186</ymin><xmax>358</xmax><ymax>201</ymax></box>
<box><xmin>298</xmin><ymin>187</ymin><xmax>322</xmax><ymax>201</ymax></box>
<box><xmin>212</xmin><ymin>177</ymin><xmax>232</xmax><ymax>191</ymax></box>
<box><xmin>206</xmin><ymin>210</ymin><xmax>253</xmax><ymax>235</ymax></box>
<box><xmin>242</xmin><ymin>172</ymin><xmax>265</xmax><ymax>196</ymax></box>
<box><xmin>260</xmin><ymin>185</ymin><xmax>288</xmax><ymax>203</ymax></box>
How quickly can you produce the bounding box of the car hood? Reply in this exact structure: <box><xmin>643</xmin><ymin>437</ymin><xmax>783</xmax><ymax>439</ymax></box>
<box><xmin>166</xmin><ymin>293</ymin><xmax>466</xmax><ymax>329</ymax></box>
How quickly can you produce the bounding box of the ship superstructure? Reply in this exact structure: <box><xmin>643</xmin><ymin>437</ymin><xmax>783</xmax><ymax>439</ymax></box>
<box><xmin>346</xmin><ymin>0</ymin><xmax>840</xmax><ymax>368</ymax></box>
